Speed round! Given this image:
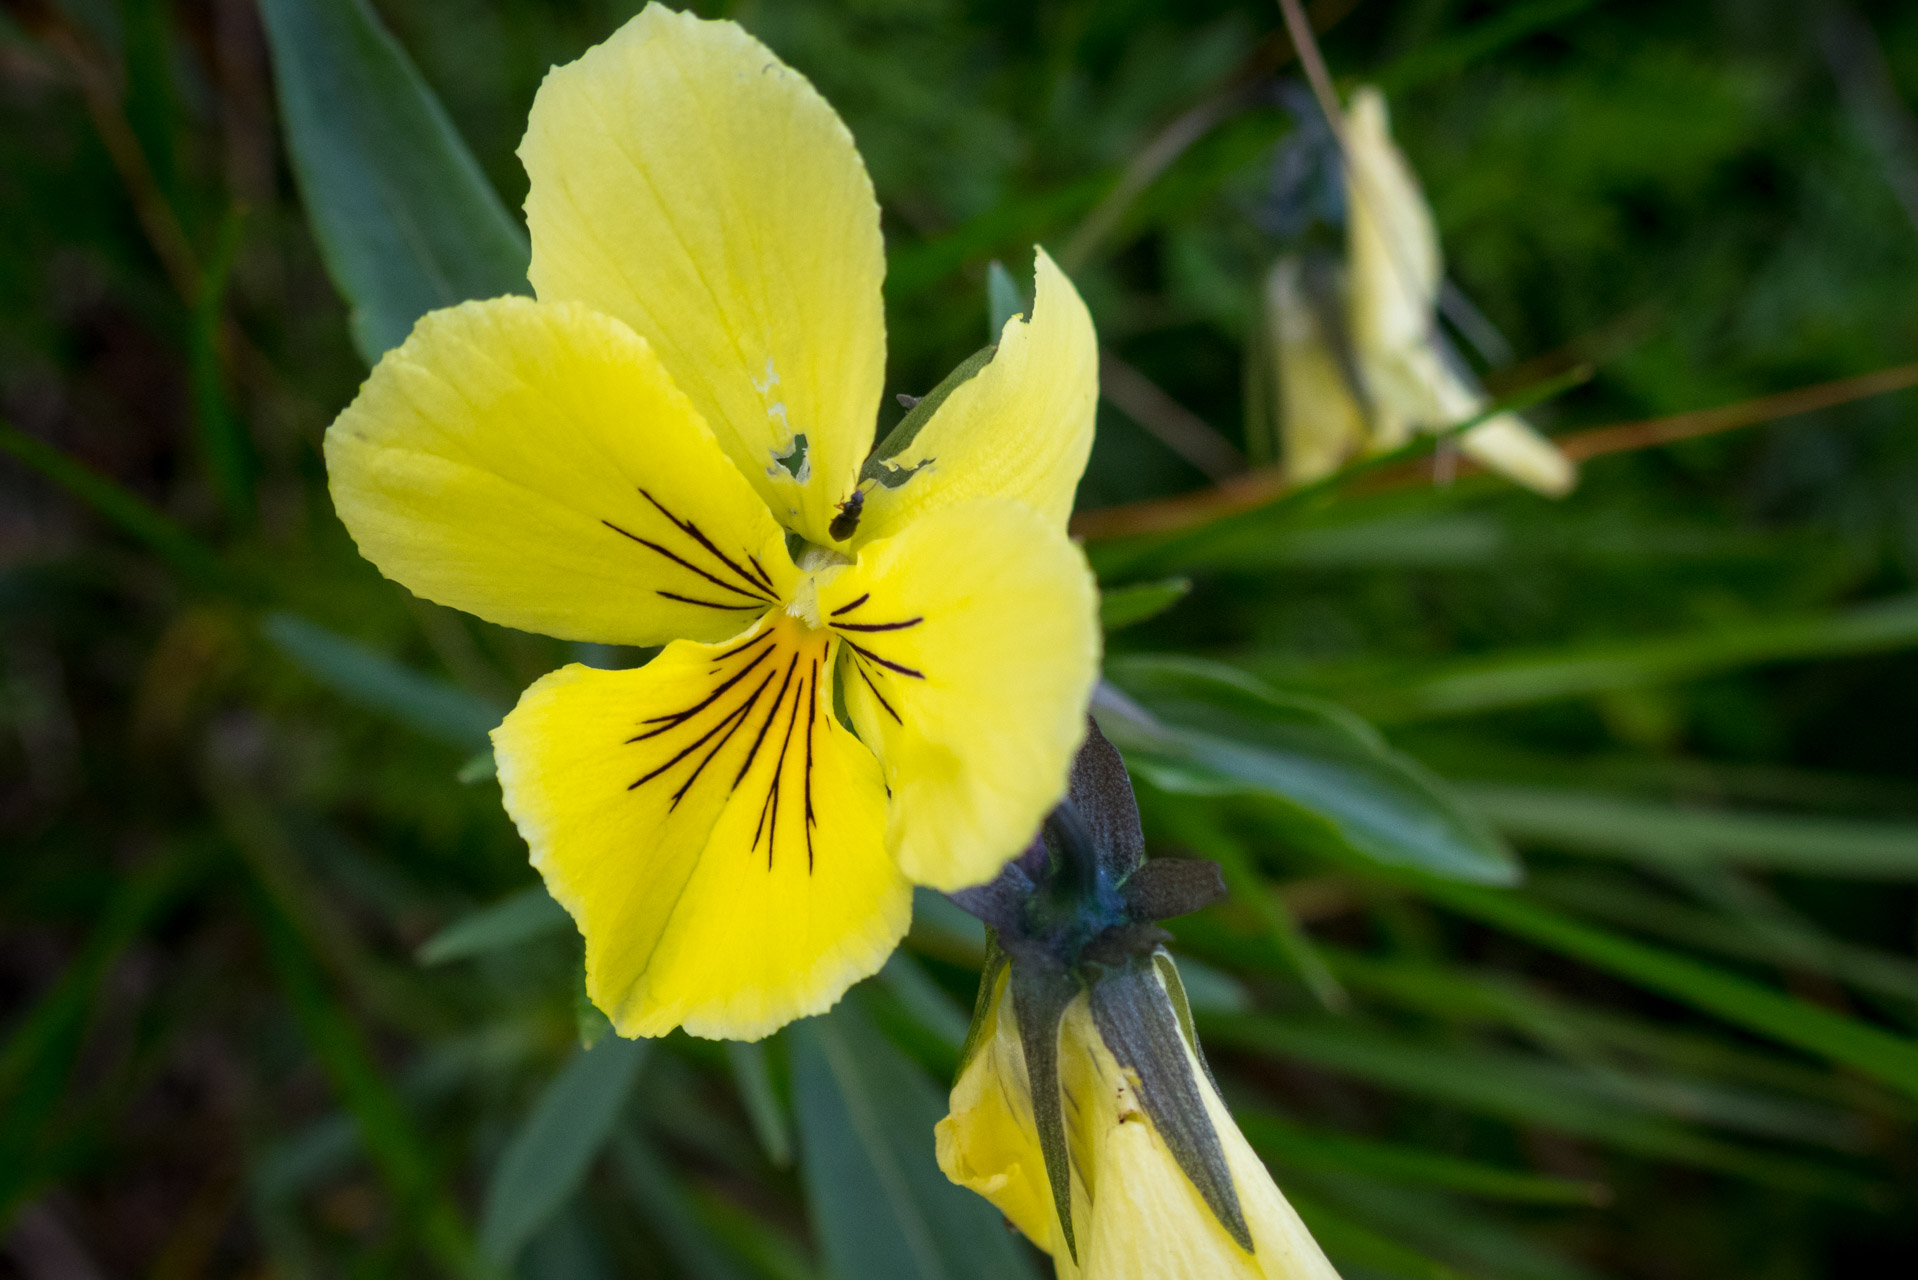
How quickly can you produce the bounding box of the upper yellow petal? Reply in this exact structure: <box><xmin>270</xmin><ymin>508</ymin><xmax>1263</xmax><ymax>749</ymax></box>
<box><xmin>325</xmin><ymin>296</ymin><xmax>794</xmax><ymax>647</ymax></box>
<box><xmin>858</xmin><ymin>249</ymin><xmax>1098</xmax><ymax>543</ymax></box>
<box><xmin>494</xmin><ymin>612</ymin><xmax>909</xmax><ymax>1041</ymax></box>
<box><xmin>819</xmin><ymin>498</ymin><xmax>1100</xmax><ymax>891</ymax></box>
<box><xmin>521</xmin><ymin>4</ymin><xmax>885</xmax><ymax>545</ymax></box>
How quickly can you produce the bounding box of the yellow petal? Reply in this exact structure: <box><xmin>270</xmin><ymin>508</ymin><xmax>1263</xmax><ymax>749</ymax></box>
<box><xmin>818</xmin><ymin>499</ymin><xmax>1100</xmax><ymax>890</ymax></box>
<box><xmin>494</xmin><ymin>612</ymin><xmax>909</xmax><ymax>1040</ymax></box>
<box><xmin>933</xmin><ymin>966</ymin><xmax>1059</xmax><ymax>1249</ymax></box>
<box><xmin>939</xmin><ymin>974</ymin><xmax>1343</xmax><ymax>1279</ymax></box>
<box><xmin>1339</xmin><ymin>87</ymin><xmax>1575</xmax><ymax>497</ymax></box>
<box><xmin>1343</xmin><ymin>86</ymin><xmax>1440</xmax><ymax>362</ymax></box>
<box><xmin>1058</xmin><ymin>997</ymin><xmax>1342</xmax><ymax>1280</ymax></box>
<box><xmin>520</xmin><ymin>4</ymin><xmax>884</xmax><ymax>546</ymax></box>
<box><xmin>1458</xmin><ymin>412</ymin><xmax>1576</xmax><ymax>496</ymax></box>
<box><xmin>326</xmin><ymin>297</ymin><xmax>794</xmax><ymax>647</ymax></box>
<box><xmin>858</xmin><ymin>250</ymin><xmax>1098</xmax><ymax>543</ymax></box>
<box><xmin>1358</xmin><ymin>320</ymin><xmax>1576</xmax><ymax>496</ymax></box>
<box><xmin>1264</xmin><ymin>256</ymin><xmax>1369</xmax><ymax>485</ymax></box>
<box><xmin>1056</xmin><ymin>996</ymin><xmax>1341</xmax><ymax>1280</ymax></box>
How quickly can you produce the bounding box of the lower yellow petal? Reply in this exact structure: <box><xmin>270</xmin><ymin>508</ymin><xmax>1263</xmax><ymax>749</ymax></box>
<box><xmin>817</xmin><ymin>499</ymin><xmax>1100</xmax><ymax>891</ymax></box>
<box><xmin>493</xmin><ymin>613</ymin><xmax>908</xmax><ymax>1040</ymax></box>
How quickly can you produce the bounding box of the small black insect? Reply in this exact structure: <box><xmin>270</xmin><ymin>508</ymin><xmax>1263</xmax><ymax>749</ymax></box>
<box><xmin>829</xmin><ymin>488</ymin><xmax>865</xmax><ymax>542</ymax></box>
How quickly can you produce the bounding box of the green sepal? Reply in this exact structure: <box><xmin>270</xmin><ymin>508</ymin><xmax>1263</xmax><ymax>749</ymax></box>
<box><xmin>1089</xmin><ymin>959</ymin><xmax>1251</xmax><ymax>1252</ymax></box>
<box><xmin>1152</xmin><ymin>949</ymin><xmax>1224</xmax><ymax>1096</ymax></box>
<box><xmin>1009</xmin><ymin>961</ymin><xmax>1083</xmax><ymax>1264</ymax></box>
<box><xmin>862</xmin><ymin>344</ymin><xmax>999</xmax><ymax>486</ymax></box>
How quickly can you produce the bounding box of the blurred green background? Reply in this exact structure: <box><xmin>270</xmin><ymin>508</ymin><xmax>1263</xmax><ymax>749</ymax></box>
<box><xmin>5</xmin><ymin>0</ymin><xmax>1918</xmax><ymax>1276</ymax></box>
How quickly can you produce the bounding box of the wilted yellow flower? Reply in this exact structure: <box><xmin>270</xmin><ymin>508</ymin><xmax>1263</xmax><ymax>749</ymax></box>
<box><xmin>1271</xmin><ymin>86</ymin><xmax>1574</xmax><ymax>496</ymax></box>
<box><xmin>324</xmin><ymin>5</ymin><xmax>1101</xmax><ymax>1040</ymax></box>
<box><xmin>938</xmin><ymin>960</ymin><xmax>1340</xmax><ymax>1279</ymax></box>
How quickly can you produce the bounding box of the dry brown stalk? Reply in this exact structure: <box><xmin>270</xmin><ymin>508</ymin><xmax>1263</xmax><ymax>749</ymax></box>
<box><xmin>1072</xmin><ymin>360</ymin><xmax>1918</xmax><ymax>542</ymax></box>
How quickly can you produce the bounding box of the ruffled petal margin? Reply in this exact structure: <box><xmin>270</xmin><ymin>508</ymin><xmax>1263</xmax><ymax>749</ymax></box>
<box><xmin>495</xmin><ymin>612</ymin><xmax>909</xmax><ymax>1040</ymax></box>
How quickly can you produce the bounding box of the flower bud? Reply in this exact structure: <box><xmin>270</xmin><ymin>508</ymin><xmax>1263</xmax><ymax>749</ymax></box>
<box><xmin>937</xmin><ymin>955</ymin><xmax>1340</xmax><ymax>1278</ymax></box>
<box><xmin>936</xmin><ymin>721</ymin><xmax>1339</xmax><ymax>1277</ymax></box>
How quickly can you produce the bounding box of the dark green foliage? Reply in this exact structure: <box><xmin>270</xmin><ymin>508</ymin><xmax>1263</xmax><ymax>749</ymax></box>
<box><xmin>3</xmin><ymin>0</ymin><xmax>1918</xmax><ymax>1276</ymax></box>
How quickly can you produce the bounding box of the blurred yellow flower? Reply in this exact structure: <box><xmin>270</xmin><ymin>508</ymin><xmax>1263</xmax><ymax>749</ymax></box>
<box><xmin>938</xmin><ymin>961</ymin><xmax>1342</xmax><ymax>1280</ymax></box>
<box><xmin>1269</xmin><ymin>86</ymin><xmax>1575</xmax><ymax>496</ymax></box>
<box><xmin>323</xmin><ymin>4</ymin><xmax>1101</xmax><ymax>1041</ymax></box>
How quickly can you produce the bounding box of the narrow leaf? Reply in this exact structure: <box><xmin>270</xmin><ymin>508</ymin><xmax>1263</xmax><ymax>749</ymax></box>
<box><xmin>1462</xmin><ymin>783</ymin><xmax>1918</xmax><ymax>878</ymax></box>
<box><xmin>1355</xmin><ymin>593</ymin><xmax>1918</xmax><ymax>722</ymax></box>
<box><xmin>726</xmin><ymin>1039</ymin><xmax>793</xmax><ymax>1169</ymax></box>
<box><xmin>611</xmin><ymin>1131</ymin><xmax>752</xmax><ymax>1280</ymax></box>
<box><xmin>252</xmin><ymin>887</ymin><xmax>478</xmax><ymax>1275</ymax></box>
<box><xmin>1239</xmin><ymin>1109</ymin><xmax>1609</xmax><ymax>1205</ymax></box>
<box><xmin>986</xmin><ymin>258</ymin><xmax>1028</xmax><ymax>334</ymax></box>
<box><xmin>0</xmin><ymin>420</ymin><xmax>245</xmax><ymax>595</ymax></box>
<box><xmin>1287</xmin><ymin>1193</ymin><xmax>1470</xmax><ymax>1280</ymax></box>
<box><xmin>416</xmin><ymin>885</ymin><xmax>570</xmax><ymax>966</ymax></box>
<box><xmin>258</xmin><ymin>0</ymin><xmax>529</xmax><ymax>364</ymax></box>
<box><xmin>479</xmin><ymin>1035</ymin><xmax>651</xmax><ymax>1267</ymax></box>
<box><xmin>262</xmin><ymin>611</ymin><xmax>504</xmax><ymax>748</ymax></box>
<box><xmin>1200</xmin><ymin>1013</ymin><xmax>1882</xmax><ymax>1201</ymax></box>
<box><xmin>1089</xmin><ymin>963</ymin><xmax>1250</xmax><ymax>1249</ymax></box>
<box><xmin>1099</xmin><ymin>577</ymin><xmax>1192</xmax><ymax>631</ymax></box>
<box><xmin>788</xmin><ymin>1001</ymin><xmax>1041</xmax><ymax>1280</ymax></box>
<box><xmin>1100</xmin><ymin>660</ymin><xmax>1517</xmax><ymax>884</ymax></box>
<box><xmin>1414</xmin><ymin>877</ymin><xmax>1918</xmax><ymax>1101</ymax></box>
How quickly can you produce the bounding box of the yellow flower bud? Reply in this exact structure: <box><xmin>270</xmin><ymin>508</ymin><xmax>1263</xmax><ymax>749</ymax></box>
<box><xmin>937</xmin><ymin>961</ymin><xmax>1341</xmax><ymax>1279</ymax></box>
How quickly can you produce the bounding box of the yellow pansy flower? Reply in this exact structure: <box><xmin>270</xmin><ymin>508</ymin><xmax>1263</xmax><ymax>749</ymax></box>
<box><xmin>937</xmin><ymin>962</ymin><xmax>1341</xmax><ymax>1280</ymax></box>
<box><xmin>323</xmin><ymin>5</ymin><xmax>1101</xmax><ymax>1040</ymax></box>
<box><xmin>1269</xmin><ymin>86</ymin><xmax>1574</xmax><ymax>497</ymax></box>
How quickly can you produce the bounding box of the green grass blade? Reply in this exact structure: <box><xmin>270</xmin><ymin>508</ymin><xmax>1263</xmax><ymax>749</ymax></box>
<box><xmin>1459</xmin><ymin>783</ymin><xmax>1918</xmax><ymax>877</ymax></box>
<box><xmin>1100</xmin><ymin>577</ymin><xmax>1193</xmax><ymax>631</ymax></box>
<box><xmin>1161</xmin><ymin>807</ymin><xmax>1348</xmax><ymax>1011</ymax></box>
<box><xmin>0</xmin><ymin>420</ymin><xmax>246</xmax><ymax>595</ymax></box>
<box><xmin>258</xmin><ymin>0</ymin><xmax>529</xmax><ymax>364</ymax></box>
<box><xmin>1355</xmin><ymin>593</ymin><xmax>1918</xmax><ymax>722</ymax></box>
<box><xmin>726</xmin><ymin>1039</ymin><xmax>793</xmax><ymax>1170</ymax></box>
<box><xmin>1413</xmin><ymin>877</ymin><xmax>1918</xmax><ymax>1100</ymax></box>
<box><xmin>416</xmin><ymin>885</ymin><xmax>570</xmax><ymax>966</ymax></box>
<box><xmin>189</xmin><ymin>208</ymin><xmax>256</xmax><ymax>525</ymax></box>
<box><xmin>788</xmin><ymin>1001</ymin><xmax>1041</xmax><ymax>1280</ymax></box>
<box><xmin>479</xmin><ymin>1036</ymin><xmax>651</xmax><ymax>1267</ymax></box>
<box><xmin>1376</xmin><ymin>0</ymin><xmax>1605</xmax><ymax>95</ymax></box>
<box><xmin>611</xmin><ymin>1131</ymin><xmax>753</xmax><ymax>1280</ymax></box>
<box><xmin>262</xmin><ymin>611</ymin><xmax>504</xmax><ymax>748</ymax></box>
<box><xmin>251</xmin><ymin>887</ymin><xmax>478</xmax><ymax>1277</ymax></box>
<box><xmin>1286</xmin><ymin>1192</ymin><xmax>1470</xmax><ymax>1280</ymax></box>
<box><xmin>1238</xmin><ymin>1109</ymin><xmax>1609</xmax><ymax>1205</ymax></box>
<box><xmin>0</xmin><ymin>845</ymin><xmax>209</xmax><ymax>1224</ymax></box>
<box><xmin>1200</xmin><ymin>1013</ymin><xmax>1882</xmax><ymax>1201</ymax></box>
<box><xmin>1530</xmin><ymin>871</ymin><xmax>1918</xmax><ymax>1003</ymax></box>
